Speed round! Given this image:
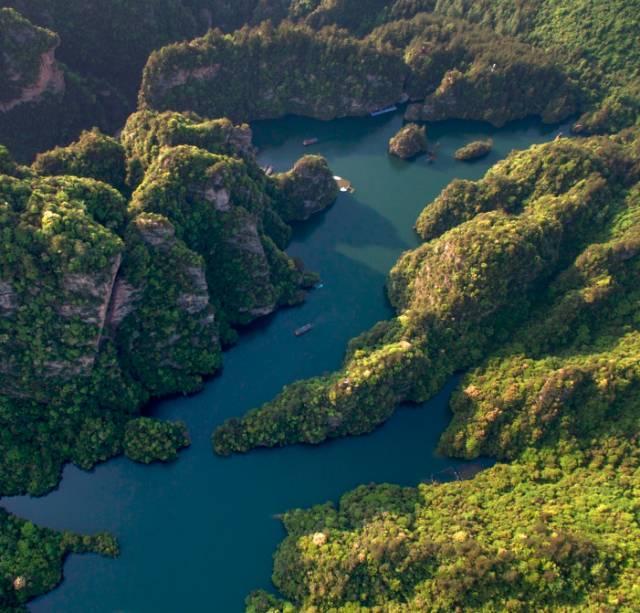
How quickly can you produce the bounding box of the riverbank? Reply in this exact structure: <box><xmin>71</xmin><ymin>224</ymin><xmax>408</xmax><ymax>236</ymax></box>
<box><xmin>3</xmin><ymin>111</ymin><xmax>558</xmax><ymax>612</ymax></box>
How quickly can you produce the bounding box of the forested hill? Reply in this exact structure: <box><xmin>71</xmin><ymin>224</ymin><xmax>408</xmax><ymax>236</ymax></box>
<box><xmin>0</xmin><ymin>1</ymin><xmax>639</xmax><ymax>611</ymax></box>
<box><xmin>0</xmin><ymin>111</ymin><xmax>336</xmax><ymax>608</ymax></box>
<box><xmin>1</xmin><ymin>0</ymin><xmax>638</xmax><ymax>159</ymax></box>
<box><xmin>243</xmin><ymin>127</ymin><xmax>640</xmax><ymax>612</ymax></box>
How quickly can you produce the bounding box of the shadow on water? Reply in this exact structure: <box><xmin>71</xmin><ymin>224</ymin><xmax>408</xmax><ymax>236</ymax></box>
<box><xmin>3</xmin><ymin>111</ymin><xmax>556</xmax><ymax>613</ymax></box>
<box><xmin>290</xmin><ymin>194</ymin><xmax>410</xmax><ymax>255</ymax></box>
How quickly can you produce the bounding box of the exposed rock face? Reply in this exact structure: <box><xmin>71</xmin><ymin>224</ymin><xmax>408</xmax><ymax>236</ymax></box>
<box><xmin>129</xmin><ymin>144</ymin><xmax>313</xmax><ymax>328</ymax></box>
<box><xmin>115</xmin><ymin>213</ymin><xmax>221</xmax><ymax>396</ymax></box>
<box><xmin>139</xmin><ymin>22</ymin><xmax>405</xmax><ymax>121</ymax></box>
<box><xmin>0</xmin><ymin>281</ymin><xmax>17</xmax><ymax>313</ymax></box>
<box><xmin>138</xmin><ymin>13</ymin><xmax>579</xmax><ymax>131</ymax></box>
<box><xmin>106</xmin><ymin>278</ymin><xmax>140</xmax><ymax>329</ymax></box>
<box><xmin>0</xmin><ymin>8</ymin><xmax>128</xmax><ymax>163</ymax></box>
<box><xmin>213</xmin><ymin>132</ymin><xmax>640</xmax><ymax>458</ymax></box>
<box><xmin>388</xmin><ymin>123</ymin><xmax>427</xmax><ymax>159</ymax></box>
<box><xmin>0</xmin><ymin>47</ymin><xmax>64</xmax><ymax>113</ymax></box>
<box><xmin>205</xmin><ymin>185</ymin><xmax>231</xmax><ymax>211</ymax></box>
<box><xmin>0</xmin><ymin>9</ymin><xmax>65</xmax><ymax>113</ymax></box>
<box><xmin>120</xmin><ymin>110</ymin><xmax>256</xmax><ymax>187</ymax></box>
<box><xmin>160</xmin><ymin>64</ymin><xmax>221</xmax><ymax>91</ymax></box>
<box><xmin>224</xmin><ymin>211</ymin><xmax>279</xmax><ymax>319</ymax></box>
<box><xmin>0</xmin><ymin>174</ymin><xmax>127</xmax><ymax>401</ymax></box>
<box><xmin>60</xmin><ymin>256</ymin><xmax>122</xmax><ymax>329</ymax></box>
<box><xmin>136</xmin><ymin>214</ymin><xmax>176</xmax><ymax>247</ymax></box>
<box><xmin>274</xmin><ymin>155</ymin><xmax>338</xmax><ymax>221</ymax></box>
<box><xmin>51</xmin><ymin>254</ymin><xmax>122</xmax><ymax>376</ymax></box>
<box><xmin>0</xmin><ymin>108</ymin><xmax>338</xmax><ymax>501</ymax></box>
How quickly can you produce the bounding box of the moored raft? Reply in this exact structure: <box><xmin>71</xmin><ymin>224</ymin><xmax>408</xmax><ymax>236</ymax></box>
<box><xmin>333</xmin><ymin>175</ymin><xmax>354</xmax><ymax>193</ymax></box>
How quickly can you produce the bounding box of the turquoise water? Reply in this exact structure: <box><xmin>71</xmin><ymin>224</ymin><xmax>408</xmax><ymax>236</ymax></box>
<box><xmin>3</xmin><ymin>112</ymin><xmax>561</xmax><ymax>612</ymax></box>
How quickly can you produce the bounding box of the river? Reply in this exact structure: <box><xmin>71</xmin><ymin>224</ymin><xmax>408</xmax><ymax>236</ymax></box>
<box><xmin>3</xmin><ymin>111</ymin><xmax>561</xmax><ymax>612</ymax></box>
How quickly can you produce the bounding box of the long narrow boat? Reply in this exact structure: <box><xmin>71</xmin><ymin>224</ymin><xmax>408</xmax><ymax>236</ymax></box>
<box><xmin>303</xmin><ymin>137</ymin><xmax>319</xmax><ymax>146</ymax></box>
<box><xmin>294</xmin><ymin>323</ymin><xmax>314</xmax><ymax>337</ymax></box>
<box><xmin>370</xmin><ymin>105</ymin><xmax>397</xmax><ymax>117</ymax></box>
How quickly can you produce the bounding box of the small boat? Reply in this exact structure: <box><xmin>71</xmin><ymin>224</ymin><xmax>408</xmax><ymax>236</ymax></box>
<box><xmin>333</xmin><ymin>175</ymin><xmax>355</xmax><ymax>193</ymax></box>
<box><xmin>294</xmin><ymin>323</ymin><xmax>314</xmax><ymax>337</ymax></box>
<box><xmin>370</xmin><ymin>105</ymin><xmax>397</xmax><ymax>117</ymax></box>
<box><xmin>303</xmin><ymin>138</ymin><xmax>319</xmax><ymax>146</ymax></box>
<box><xmin>262</xmin><ymin>165</ymin><xmax>274</xmax><ymax>176</ymax></box>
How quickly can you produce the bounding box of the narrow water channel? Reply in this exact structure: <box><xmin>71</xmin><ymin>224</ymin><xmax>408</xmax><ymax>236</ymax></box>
<box><xmin>3</xmin><ymin>112</ymin><xmax>561</xmax><ymax>612</ymax></box>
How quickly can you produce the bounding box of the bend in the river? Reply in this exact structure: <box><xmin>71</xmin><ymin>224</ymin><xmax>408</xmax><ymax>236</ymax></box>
<box><xmin>3</xmin><ymin>111</ymin><xmax>563</xmax><ymax>612</ymax></box>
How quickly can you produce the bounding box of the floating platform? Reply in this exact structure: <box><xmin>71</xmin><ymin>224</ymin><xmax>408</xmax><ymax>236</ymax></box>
<box><xmin>294</xmin><ymin>323</ymin><xmax>314</xmax><ymax>337</ymax></box>
<box><xmin>370</xmin><ymin>105</ymin><xmax>397</xmax><ymax>117</ymax></box>
<box><xmin>333</xmin><ymin>175</ymin><xmax>355</xmax><ymax>193</ymax></box>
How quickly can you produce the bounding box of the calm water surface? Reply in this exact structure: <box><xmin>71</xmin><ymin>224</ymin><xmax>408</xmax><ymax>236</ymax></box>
<box><xmin>3</xmin><ymin>112</ymin><xmax>561</xmax><ymax>612</ymax></box>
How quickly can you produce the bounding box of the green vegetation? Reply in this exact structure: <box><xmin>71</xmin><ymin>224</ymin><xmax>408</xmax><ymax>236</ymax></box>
<box><xmin>214</xmin><ymin>131</ymin><xmax>639</xmax><ymax>455</ymax></box>
<box><xmin>136</xmin><ymin>0</ymin><xmax>638</xmax><ymax>132</ymax></box>
<box><xmin>375</xmin><ymin>12</ymin><xmax>577</xmax><ymax>127</ymax></box>
<box><xmin>32</xmin><ymin>129</ymin><xmax>127</xmax><ymax>192</ymax></box>
<box><xmin>120</xmin><ymin>110</ymin><xmax>254</xmax><ymax>187</ymax></box>
<box><xmin>139</xmin><ymin>21</ymin><xmax>405</xmax><ymax>121</ymax></box>
<box><xmin>139</xmin><ymin>12</ymin><xmax>576</xmax><ymax>127</ymax></box>
<box><xmin>2</xmin><ymin>1</ymin><xmax>639</xmax><ymax>160</ymax></box>
<box><xmin>0</xmin><ymin>105</ymin><xmax>337</xmax><ymax>608</ymax></box>
<box><xmin>0</xmin><ymin>7</ymin><xmax>128</xmax><ymax>162</ymax></box>
<box><xmin>240</xmin><ymin>129</ymin><xmax>640</xmax><ymax>612</ymax></box>
<box><xmin>0</xmin><ymin>508</ymin><xmax>118</xmax><ymax>610</ymax></box>
<box><xmin>388</xmin><ymin>123</ymin><xmax>427</xmax><ymax>159</ymax></box>
<box><xmin>0</xmin><ymin>8</ymin><xmax>58</xmax><ymax>105</ymax></box>
<box><xmin>272</xmin><ymin>155</ymin><xmax>338</xmax><ymax>221</ymax></box>
<box><xmin>0</xmin><ymin>1</ymin><xmax>639</xmax><ymax>610</ymax></box>
<box><xmin>439</xmin><ymin>182</ymin><xmax>640</xmax><ymax>462</ymax></box>
<box><xmin>454</xmin><ymin>138</ymin><xmax>493</xmax><ymax>161</ymax></box>
<box><xmin>2</xmin><ymin>0</ymin><xmax>295</xmax><ymax>102</ymax></box>
<box><xmin>124</xmin><ymin>417</ymin><xmax>190</xmax><ymax>464</ymax></box>
<box><xmin>0</xmin><ymin>109</ymin><xmax>336</xmax><ymax>499</ymax></box>
<box><xmin>248</xmin><ymin>447</ymin><xmax>640</xmax><ymax>611</ymax></box>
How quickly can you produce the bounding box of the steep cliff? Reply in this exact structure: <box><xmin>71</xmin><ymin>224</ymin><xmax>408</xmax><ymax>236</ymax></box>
<box><xmin>242</xmin><ymin>130</ymin><xmax>640</xmax><ymax>612</ymax></box>
<box><xmin>0</xmin><ymin>8</ymin><xmax>63</xmax><ymax>112</ymax></box>
<box><xmin>139</xmin><ymin>12</ymin><xmax>579</xmax><ymax>129</ymax></box>
<box><xmin>120</xmin><ymin>110</ymin><xmax>254</xmax><ymax>187</ymax></box>
<box><xmin>0</xmin><ymin>110</ymin><xmax>338</xmax><ymax>498</ymax></box>
<box><xmin>1</xmin><ymin>1</ymin><xmax>637</xmax><ymax>162</ymax></box>
<box><xmin>139</xmin><ymin>21</ymin><xmax>406</xmax><ymax>121</ymax></box>
<box><xmin>128</xmin><ymin>144</ymin><xmax>307</xmax><ymax>330</ymax></box>
<box><xmin>135</xmin><ymin>0</ymin><xmax>638</xmax><ymax>134</ymax></box>
<box><xmin>213</xmin><ymin>131</ymin><xmax>639</xmax><ymax>455</ymax></box>
<box><xmin>272</xmin><ymin>155</ymin><xmax>338</xmax><ymax>221</ymax></box>
<box><xmin>0</xmin><ymin>8</ymin><xmax>127</xmax><ymax>162</ymax></box>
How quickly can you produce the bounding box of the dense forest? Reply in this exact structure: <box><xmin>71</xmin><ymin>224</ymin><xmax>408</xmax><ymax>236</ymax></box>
<box><xmin>0</xmin><ymin>110</ymin><xmax>335</xmax><ymax>607</ymax></box>
<box><xmin>0</xmin><ymin>0</ymin><xmax>638</xmax><ymax>610</ymax></box>
<box><xmin>1</xmin><ymin>0</ymin><xmax>638</xmax><ymax>159</ymax></box>
<box><xmin>242</xmin><ymin>128</ymin><xmax>640</xmax><ymax>611</ymax></box>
